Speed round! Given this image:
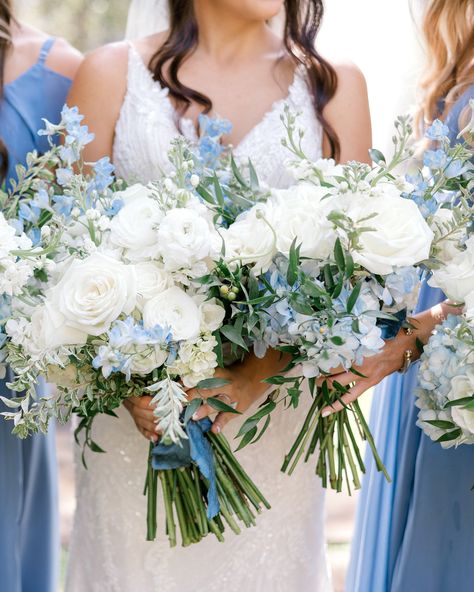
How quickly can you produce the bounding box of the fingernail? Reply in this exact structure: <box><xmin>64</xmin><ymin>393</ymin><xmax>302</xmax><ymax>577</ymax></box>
<box><xmin>192</xmin><ymin>412</ymin><xmax>199</xmax><ymax>421</ymax></box>
<box><xmin>321</xmin><ymin>410</ymin><xmax>331</xmax><ymax>418</ymax></box>
<box><xmin>214</xmin><ymin>425</ymin><xmax>221</xmax><ymax>433</ymax></box>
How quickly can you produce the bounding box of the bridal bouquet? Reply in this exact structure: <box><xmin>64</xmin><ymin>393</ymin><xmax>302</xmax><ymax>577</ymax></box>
<box><xmin>0</xmin><ymin>107</ymin><xmax>269</xmax><ymax>547</ymax></box>
<box><xmin>210</xmin><ymin>108</ymin><xmax>473</xmax><ymax>491</ymax></box>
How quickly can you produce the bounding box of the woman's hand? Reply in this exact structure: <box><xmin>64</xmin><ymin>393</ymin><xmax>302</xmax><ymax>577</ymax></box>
<box><xmin>189</xmin><ymin>348</ymin><xmax>290</xmax><ymax>434</ymax></box>
<box><xmin>124</xmin><ymin>347</ymin><xmax>290</xmax><ymax>440</ymax></box>
<box><xmin>320</xmin><ymin>300</ymin><xmax>463</xmax><ymax>416</ymax></box>
<box><xmin>123</xmin><ymin>396</ymin><xmax>159</xmax><ymax>443</ymax></box>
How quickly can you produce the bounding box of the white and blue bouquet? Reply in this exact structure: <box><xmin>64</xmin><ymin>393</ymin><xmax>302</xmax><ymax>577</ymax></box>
<box><xmin>0</xmin><ymin>107</ymin><xmax>269</xmax><ymax>547</ymax></box>
<box><xmin>208</xmin><ymin>108</ymin><xmax>473</xmax><ymax>491</ymax></box>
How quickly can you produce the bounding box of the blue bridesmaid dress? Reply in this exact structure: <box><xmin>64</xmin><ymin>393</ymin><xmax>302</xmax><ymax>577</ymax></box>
<box><xmin>347</xmin><ymin>84</ymin><xmax>474</xmax><ymax>592</ymax></box>
<box><xmin>0</xmin><ymin>38</ymin><xmax>72</xmax><ymax>592</ymax></box>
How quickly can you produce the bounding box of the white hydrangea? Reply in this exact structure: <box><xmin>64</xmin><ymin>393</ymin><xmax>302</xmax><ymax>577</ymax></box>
<box><xmin>169</xmin><ymin>333</ymin><xmax>219</xmax><ymax>388</ymax></box>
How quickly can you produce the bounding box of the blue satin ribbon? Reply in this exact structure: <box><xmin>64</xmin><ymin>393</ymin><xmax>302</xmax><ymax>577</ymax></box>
<box><xmin>151</xmin><ymin>418</ymin><xmax>220</xmax><ymax>519</ymax></box>
<box><xmin>378</xmin><ymin>308</ymin><xmax>407</xmax><ymax>340</ymax></box>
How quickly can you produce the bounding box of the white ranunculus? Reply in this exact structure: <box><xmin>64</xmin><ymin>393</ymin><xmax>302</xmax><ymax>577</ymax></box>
<box><xmin>196</xmin><ymin>297</ymin><xmax>226</xmax><ymax>332</ymax></box>
<box><xmin>222</xmin><ymin>203</ymin><xmax>277</xmax><ymax>273</ymax></box>
<box><xmin>429</xmin><ymin>236</ymin><xmax>474</xmax><ymax>302</ymax></box>
<box><xmin>271</xmin><ymin>184</ymin><xmax>336</xmax><ymax>260</ymax></box>
<box><xmin>115</xmin><ymin>183</ymin><xmax>152</xmax><ymax>205</ymax></box>
<box><xmin>47</xmin><ymin>253</ymin><xmax>136</xmax><ymax>340</ymax></box>
<box><xmin>109</xmin><ymin>195</ymin><xmax>163</xmax><ymax>261</ymax></box>
<box><xmin>346</xmin><ymin>190</ymin><xmax>434</xmax><ymax>275</ymax></box>
<box><xmin>156</xmin><ymin>208</ymin><xmax>216</xmax><ymax>270</ymax></box>
<box><xmin>448</xmin><ymin>373</ymin><xmax>474</xmax><ymax>435</ymax></box>
<box><xmin>134</xmin><ymin>262</ymin><xmax>173</xmax><ymax>311</ymax></box>
<box><xmin>143</xmin><ymin>286</ymin><xmax>200</xmax><ymax>341</ymax></box>
<box><xmin>129</xmin><ymin>345</ymin><xmax>168</xmax><ymax>375</ymax></box>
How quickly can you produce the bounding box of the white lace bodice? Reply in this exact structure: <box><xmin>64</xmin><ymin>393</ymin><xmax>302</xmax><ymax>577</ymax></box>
<box><xmin>113</xmin><ymin>45</ymin><xmax>323</xmax><ymax>188</ymax></box>
<box><xmin>66</xmin><ymin>44</ymin><xmax>331</xmax><ymax>592</ymax></box>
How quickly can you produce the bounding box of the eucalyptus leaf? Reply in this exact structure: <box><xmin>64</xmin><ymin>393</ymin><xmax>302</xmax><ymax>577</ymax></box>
<box><xmin>206</xmin><ymin>397</ymin><xmax>241</xmax><ymax>414</ymax></box>
<box><xmin>196</xmin><ymin>378</ymin><xmax>232</xmax><ymax>390</ymax></box>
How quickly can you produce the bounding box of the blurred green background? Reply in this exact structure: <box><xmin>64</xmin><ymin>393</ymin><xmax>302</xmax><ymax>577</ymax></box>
<box><xmin>17</xmin><ymin>0</ymin><xmax>129</xmax><ymax>51</ymax></box>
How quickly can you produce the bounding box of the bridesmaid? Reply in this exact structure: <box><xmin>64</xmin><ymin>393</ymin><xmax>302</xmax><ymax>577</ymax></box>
<box><xmin>341</xmin><ymin>1</ymin><xmax>474</xmax><ymax>591</ymax></box>
<box><xmin>0</xmin><ymin>3</ymin><xmax>81</xmax><ymax>591</ymax></box>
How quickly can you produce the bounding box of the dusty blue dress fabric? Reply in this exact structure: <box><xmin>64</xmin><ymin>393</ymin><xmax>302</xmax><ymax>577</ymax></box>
<box><xmin>347</xmin><ymin>85</ymin><xmax>474</xmax><ymax>592</ymax></box>
<box><xmin>0</xmin><ymin>38</ymin><xmax>71</xmax><ymax>592</ymax></box>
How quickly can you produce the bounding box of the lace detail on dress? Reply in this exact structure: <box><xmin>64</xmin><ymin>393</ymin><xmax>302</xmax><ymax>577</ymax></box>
<box><xmin>66</xmin><ymin>43</ymin><xmax>331</xmax><ymax>592</ymax></box>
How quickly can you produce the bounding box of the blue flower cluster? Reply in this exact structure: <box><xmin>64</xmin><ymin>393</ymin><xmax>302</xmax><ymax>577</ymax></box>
<box><xmin>92</xmin><ymin>317</ymin><xmax>172</xmax><ymax>381</ymax></box>
<box><xmin>196</xmin><ymin>114</ymin><xmax>232</xmax><ymax>170</ymax></box>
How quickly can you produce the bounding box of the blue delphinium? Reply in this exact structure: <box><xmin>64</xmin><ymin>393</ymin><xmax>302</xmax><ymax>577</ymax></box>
<box><xmin>425</xmin><ymin>119</ymin><xmax>450</xmax><ymax>141</ymax></box>
<box><xmin>423</xmin><ymin>148</ymin><xmax>447</xmax><ymax>170</ymax></box>
<box><xmin>93</xmin><ymin>157</ymin><xmax>115</xmax><ymax>192</ymax></box>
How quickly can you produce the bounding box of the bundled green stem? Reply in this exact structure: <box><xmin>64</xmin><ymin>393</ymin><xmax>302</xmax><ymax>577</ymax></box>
<box><xmin>145</xmin><ymin>432</ymin><xmax>270</xmax><ymax>547</ymax></box>
<box><xmin>281</xmin><ymin>380</ymin><xmax>390</xmax><ymax>492</ymax></box>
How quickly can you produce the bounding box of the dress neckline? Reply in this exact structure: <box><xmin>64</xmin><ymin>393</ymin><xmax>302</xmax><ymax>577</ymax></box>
<box><xmin>128</xmin><ymin>43</ymin><xmax>305</xmax><ymax>154</ymax></box>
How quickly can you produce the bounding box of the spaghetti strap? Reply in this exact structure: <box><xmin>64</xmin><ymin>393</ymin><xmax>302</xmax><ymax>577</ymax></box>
<box><xmin>37</xmin><ymin>37</ymin><xmax>56</xmax><ymax>66</ymax></box>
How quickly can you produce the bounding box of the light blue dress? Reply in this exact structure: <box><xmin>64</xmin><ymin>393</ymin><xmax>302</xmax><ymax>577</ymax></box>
<box><xmin>0</xmin><ymin>38</ymin><xmax>71</xmax><ymax>592</ymax></box>
<box><xmin>347</xmin><ymin>84</ymin><xmax>474</xmax><ymax>592</ymax></box>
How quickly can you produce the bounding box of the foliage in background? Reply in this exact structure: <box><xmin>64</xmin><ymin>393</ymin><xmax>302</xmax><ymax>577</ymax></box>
<box><xmin>17</xmin><ymin>0</ymin><xmax>129</xmax><ymax>52</ymax></box>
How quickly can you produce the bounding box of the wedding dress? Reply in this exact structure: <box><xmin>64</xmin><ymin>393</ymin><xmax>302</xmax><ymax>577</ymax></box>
<box><xmin>66</xmin><ymin>44</ymin><xmax>332</xmax><ymax>592</ymax></box>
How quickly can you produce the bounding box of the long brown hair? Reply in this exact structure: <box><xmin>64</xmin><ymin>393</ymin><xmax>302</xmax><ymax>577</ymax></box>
<box><xmin>149</xmin><ymin>0</ymin><xmax>340</xmax><ymax>159</ymax></box>
<box><xmin>0</xmin><ymin>0</ymin><xmax>12</xmax><ymax>181</ymax></box>
<box><xmin>416</xmin><ymin>0</ymin><xmax>474</xmax><ymax>127</ymax></box>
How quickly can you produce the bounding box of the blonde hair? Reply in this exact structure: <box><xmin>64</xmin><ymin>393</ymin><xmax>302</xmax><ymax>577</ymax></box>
<box><xmin>416</xmin><ymin>0</ymin><xmax>474</xmax><ymax>129</ymax></box>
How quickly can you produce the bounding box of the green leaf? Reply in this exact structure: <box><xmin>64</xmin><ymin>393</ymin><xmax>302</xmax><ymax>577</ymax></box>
<box><xmin>235</xmin><ymin>426</ymin><xmax>258</xmax><ymax>451</ymax></box>
<box><xmin>231</xmin><ymin>155</ymin><xmax>248</xmax><ymax>188</ymax></box>
<box><xmin>345</xmin><ymin>251</ymin><xmax>354</xmax><ymax>278</ymax></box>
<box><xmin>263</xmin><ymin>375</ymin><xmax>298</xmax><ymax>385</ymax></box>
<box><xmin>195</xmin><ymin>378</ymin><xmax>232</xmax><ymax>390</ymax></box>
<box><xmin>184</xmin><ymin>398</ymin><xmax>203</xmax><ymax>424</ymax></box>
<box><xmin>245</xmin><ymin>400</ymin><xmax>276</xmax><ymax>422</ymax></box>
<box><xmin>89</xmin><ymin>440</ymin><xmax>106</xmax><ymax>454</ymax></box>
<box><xmin>214</xmin><ymin>331</ymin><xmax>224</xmax><ymax>367</ymax></box>
<box><xmin>220</xmin><ymin>325</ymin><xmax>249</xmax><ymax>351</ymax></box>
<box><xmin>196</xmin><ymin>185</ymin><xmax>216</xmax><ymax>205</ymax></box>
<box><xmin>444</xmin><ymin>397</ymin><xmax>474</xmax><ymax>409</ymax></box>
<box><xmin>346</xmin><ymin>281</ymin><xmax>362</xmax><ymax>313</ymax></box>
<box><xmin>213</xmin><ymin>174</ymin><xmax>225</xmax><ymax>208</ymax></box>
<box><xmin>330</xmin><ymin>336</ymin><xmax>344</xmax><ymax>346</ymax></box>
<box><xmin>287</xmin><ymin>238</ymin><xmax>299</xmax><ymax>287</ymax></box>
<box><xmin>436</xmin><ymin>429</ymin><xmax>461</xmax><ymax>443</ymax></box>
<box><xmin>369</xmin><ymin>148</ymin><xmax>386</xmax><ymax>164</ymax></box>
<box><xmin>251</xmin><ymin>414</ymin><xmax>272</xmax><ymax>444</ymax></box>
<box><xmin>425</xmin><ymin>419</ymin><xmax>456</xmax><ymax>429</ymax></box>
<box><xmin>334</xmin><ymin>238</ymin><xmax>345</xmax><ymax>272</ymax></box>
<box><xmin>206</xmin><ymin>397</ymin><xmax>241</xmax><ymax>414</ymax></box>
<box><xmin>248</xmin><ymin>158</ymin><xmax>259</xmax><ymax>189</ymax></box>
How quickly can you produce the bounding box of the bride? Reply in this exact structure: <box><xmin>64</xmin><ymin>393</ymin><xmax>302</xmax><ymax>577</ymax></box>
<box><xmin>66</xmin><ymin>1</ymin><xmax>371</xmax><ymax>590</ymax></box>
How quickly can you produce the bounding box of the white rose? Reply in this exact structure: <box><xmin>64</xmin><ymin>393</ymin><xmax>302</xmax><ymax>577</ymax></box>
<box><xmin>30</xmin><ymin>302</ymin><xmax>88</xmax><ymax>352</ymax></box>
<box><xmin>271</xmin><ymin>184</ymin><xmax>336</xmax><ymax>260</ymax></box>
<box><xmin>222</xmin><ymin>203</ymin><xmax>277</xmax><ymax>273</ymax></box>
<box><xmin>432</xmin><ymin>208</ymin><xmax>467</xmax><ymax>264</ymax></box>
<box><xmin>465</xmin><ymin>292</ymin><xmax>474</xmax><ymax>320</ymax></box>
<box><xmin>47</xmin><ymin>252</ymin><xmax>136</xmax><ymax>340</ymax></box>
<box><xmin>109</xmin><ymin>195</ymin><xmax>163</xmax><ymax>261</ymax></box>
<box><xmin>346</xmin><ymin>190</ymin><xmax>433</xmax><ymax>275</ymax></box>
<box><xmin>448</xmin><ymin>373</ymin><xmax>474</xmax><ymax>435</ymax></box>
<box><xmin>134</xmin><ymin>262</ymin><xmax>173</xmax><ymax>311</ymax></box>
<box><xmin>157</xmin><ymin>208</ymin><xmax>216</xmax><ymax>270</ymax></box>
<box><xmin>196</xmin><ymin>296</ymin><xmax>226</xmax><ymax>332</ymax></box>
<box><xmin>429</xmin><ymin>236</ymin><xmax>474</xmax><ymax>302</ymax></box>
<box><xmin>143</xmin><ymin>286</ymin><xmax>200</xmax><ymax>341</ymax></box>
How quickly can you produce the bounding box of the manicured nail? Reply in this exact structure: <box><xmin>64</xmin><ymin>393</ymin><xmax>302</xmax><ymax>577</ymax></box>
<box><xmin>192</xmin><ymin>412</ymin><xmax>199</xmax><ymax>421</ymax></box>
<box><xmin>321</xmin><ymin>410</ymin><xmax>331</xmax><ymax>418</ymax></box>
<box><xmin>214</xmin><ymin>425</ymin><xmax>221</xmax><ymax>433</ymax></box>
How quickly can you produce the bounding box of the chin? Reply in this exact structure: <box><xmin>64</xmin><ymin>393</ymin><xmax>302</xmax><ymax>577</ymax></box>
<box><xmin>219</xmin><ymin>0</ymin><xmax>285</xmax><ymax>21</ymax></box>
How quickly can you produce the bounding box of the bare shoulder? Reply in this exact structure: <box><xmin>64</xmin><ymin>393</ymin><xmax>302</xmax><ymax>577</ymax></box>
<box><xmin>69</xmin><ymin>41</ymin><xmax>130</xmax><ymax>104</ymax></box>
<box><xmin>331</xmin><ymin>60</ymin><xmax>368</xmax><ymax>96</ymax></box>
<box><xmin>46</xmin><ymin>37</ymin><xmax>83</xmax><ymax>79</ymax></box>
<box><xmin>132</xmin><ymin>31</ymin><xmax>169</xmax><ymax>64</ymax></box>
